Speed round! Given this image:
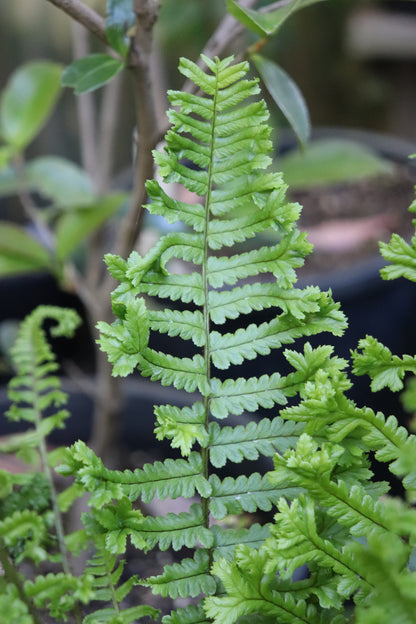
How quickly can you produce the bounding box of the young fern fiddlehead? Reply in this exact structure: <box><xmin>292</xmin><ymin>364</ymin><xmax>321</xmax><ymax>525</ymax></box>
<box><xmin>89</xmin><ymin>54</ymin><xmax>348</xmax><ymax>623</ymax></box>
<box><xmin>0</xmin><ymin>305</ymin><xmax>89</xmax><ymax>623</ymax></box>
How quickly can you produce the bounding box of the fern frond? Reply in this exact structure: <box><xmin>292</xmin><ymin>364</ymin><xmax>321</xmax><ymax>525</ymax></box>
<box><xmin>209</xmin><ymin>473</ymin><xmax>299</xmax><ymax>520</ymax></box>
<box><xmin>162</xmin><ymin>602</ymin><xmax>210</xmax><ymax>624</ymax></box>
<box><xmin>0</xmin><ymin>583</ymin><xmax>34</xmax><ymax>624</ymax></box>
<box><xmin>24</xmin><ymin>572</ymin><xmax>93</xmax><ymax>619</ymax></box>
<box><xmin>58</xmin><ymin>441</ymin><xmax>211</xmax><ymax>506</ymax></box>
<box><xmin>281</xmin><ymin>366</ymin><xmax>416</xmax><ymax>488</ymax></box>
<box><xmin>0</xmin><ymin>509</ymin><xmax>48</xmax><ymax>563</ymax></box>
<box><xmin>208</xmin><ymin>417</ymin><xmax>303</xmax><ymax>468</ymax></box>
<box><xmin>270</xmin><ymin>435</ymin><xmax>393</xmax><ymax>539</ymax></box>
<box><xmin>97</xmin><ymin>54</ymin><xmax>352</xmax><ymax>623</ymax></box>
<box><xmin>136</xmin><ymin>503</ymin><xmax>213</xmax><ymax>551</ymax></box>
<box><xmin>352</xmin><ymin>335</ymin><xmax>416</xmax><ymax>392</ymax></box>
<box><xmin>205</xmin><ymin>552</ymin><xmax>346</xmax><ymax>624</ymax></box>
<box><xmin>211</xmin><ymin>523</ymin><xmax>271</xmax><ymax>561</ymax></box>
<box><xmin>142</xmin><ymin>548</ymin><xmax>216</xmax><ymax>599</ymax></box>
<box><xmin>264</xmin><ymin>497</ymin><xmax>370</xmax><ymax>597</ymax></box>
<box><xmin>208</xmin><ymin>283</ymin><xmax>321</xmax><ymax>325</ymax></box>
<box><xmin>379</xmin><ymin>230</ymin><xmax>416</xmax><ymax>282</ymax></box>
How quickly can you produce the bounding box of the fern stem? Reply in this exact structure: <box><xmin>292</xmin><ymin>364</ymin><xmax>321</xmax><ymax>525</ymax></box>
<box><xmin>29</xmin><ymin>359</ymin><xmax>83</xmax><ymax>624</ymax></box>
<box><xmin>104</xmin><ymin>549</ymin><xmax>122</xmax><ymax>615</ymax></box>
<box><xmin>201</xmin><ymin>60</ymin><xmax>221</xmax><ymax>566</ymax></box>
<box><xmin>0</xmin><ymin>538</ymin><xmax>43</xmax><ymax>624</ymax></box>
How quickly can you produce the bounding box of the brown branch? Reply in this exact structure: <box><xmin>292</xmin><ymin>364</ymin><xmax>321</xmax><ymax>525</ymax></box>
<box><xmin>45</xmin><ymin>0</ymin><xmax>108</xmax><ymax>45</ymax></box>
<box><xmin>112</xmin><ymin>0</ymin><xmax>160</xmax><ymax>260</ymax></box>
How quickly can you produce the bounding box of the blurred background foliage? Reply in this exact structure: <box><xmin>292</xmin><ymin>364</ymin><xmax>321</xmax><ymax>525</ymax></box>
<box><xmin>2</xmin><ymin>0</ymin><xmax>416</xmax><ymax>178</ymax></box>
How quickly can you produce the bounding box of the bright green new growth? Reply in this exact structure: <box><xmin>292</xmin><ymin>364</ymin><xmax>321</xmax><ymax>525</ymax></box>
<box><xmin>93</xmin><ymin>54</ymin><xmax>347</xmax><ymax>622</ymax></box>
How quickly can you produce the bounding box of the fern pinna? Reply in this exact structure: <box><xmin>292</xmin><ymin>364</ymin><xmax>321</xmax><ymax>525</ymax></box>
<box><xmin>63</xmin><ymin>55</ymin><xmax>346</xmax><ymax>622</ymax></box>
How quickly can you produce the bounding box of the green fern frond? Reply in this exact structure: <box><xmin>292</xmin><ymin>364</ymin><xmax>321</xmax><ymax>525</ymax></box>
<box><xmin>24</xmin><ymin>571</ymin><xmax>93</xmax><ymax>619</ymax></box>
<box><xmin>162</xmin><ymin>602</ymin><xmax>210</xmax><ymax>624</ymax></box>
<box><xmin>352</xmin><ymin>335</ymin><xmax>416</xmax><ymax>392</ymax></box>
<box><xmin>270</xmin><ymin>435</ymin><xmax>393</xmax><ymax>539</ymax></box>
<box><xmin>209</xmin><ymin>473</ymin><xmax>299</xmax><ymax>520</ymax></box>
<box><xmin>208</xmin><ymin>417</ymin><xmax>302</xmax><ymax>468</ymax></box>
<box><xmin>0</xmin><ymin>509</ymin><xmax>49</xmax><ymax>563</ymax></box>
<box><xmin>379</xmin><ymin>228</ymin><xmax>416</xmax><ymax>283</ymax></box>
<box><xmin>281</xmin><ymin>367</ymin><xmax>416</xmax><ymax>488</ymax></box>
<box><xmin>0</xmin><ymin>583</ymin><xmax>34</xmax><ymax>624</ymax></box>
<box><xmin>135</xmin><ymin>503</ymin><xmax>213</xmax><ymax>551</ymax></box>
<box><xmin>96</xmin><ymin>54</ymin><xmax>351</xmax><ymax>622</ymax></box>
<box><xmin>59</xmin><ymin>441</ymin><xmax>211</xmax><ymax>505</ymax></box>
<box><xmin>142</xmin><ymin>549</ymin><xmax>216</xmax><ymax>599</ymax></box>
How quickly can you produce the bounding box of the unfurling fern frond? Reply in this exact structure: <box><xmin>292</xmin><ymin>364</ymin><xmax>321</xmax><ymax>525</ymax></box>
<box><xmin>89</xmin><ymin>53</ymin><xmax>350</xmax><ymax>622</ymax></box>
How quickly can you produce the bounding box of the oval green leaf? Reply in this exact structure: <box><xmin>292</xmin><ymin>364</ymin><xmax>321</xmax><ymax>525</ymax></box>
<box><xmin>226</xmin><ymin>0</ymin><xmax>327</xmax><ymax>37</ymax></box>
<box><xmin>278</xmin><ymin>139</ymin><xmax>394</xmax><ymax>188</ymax></box>
<box><xmin>0</xmin><ymin>62</ymin><xmax>63</xmax><ymax>150</ymax></box>
<box><xmin>61</xmin><ymin>54</ymin><xmax>124</xmax><ymax>95</ymax></box>
<box><xmin>25</xmin><ymin>156</ymin><xmax>96</xmax><ymax>207</ymax></box>
<box><xmin>106</xmin><ymin>0</ymin><xmax>135</xmax><ymax>57</ymax></box>
<box><xmin>0</xmin><ymin>222</ymin><xmax>51</xmax><ymax>276</ymax></box>
<box><xmin>56</xmin><ymin>192</ymin><xmax>128</xmax><ymax>260</ymax></box>
<box><xmin>251</xmin><ymin>54</ymin><xmax>310</xmax><ymax>148</ymax></box>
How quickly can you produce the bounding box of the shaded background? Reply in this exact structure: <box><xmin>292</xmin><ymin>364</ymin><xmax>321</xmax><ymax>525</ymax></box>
<box><xmin>1</xmin><ymin>0</ymin><xmax>416</xmax><ymax>178</ymax></box>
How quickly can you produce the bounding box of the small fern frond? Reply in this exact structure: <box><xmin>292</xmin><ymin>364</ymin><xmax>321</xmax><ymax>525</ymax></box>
<box><xmin>208</xmin><ymin>473</ymin><xmax>299</xmax><ymax>520</ymax></box>
<box><xmin>0</xmin><ymin>510</ymin><xmax>49</xmax><ymax>563</ymax></box>
<box><xmin>58</xmin><ymin>441</ymin><xmax>211</xmax><ymax>506</ymax></box>
<box><xmin>142</xmin><ymin>549</ymin><xmax>216</xmax><ymax>599</ymax></box>
<box><xmin>210</xmin><ymin>523</ymin><xmax>271</xmax><ymax>561</ymax></box>
<box><xmin>0</xmin><ymin>583</ymin><xmax>34</xmax><ymax>624</ymax></box>
<box><xmin>270</xmin><ymin>435</ymin><xmax>393</xmax><ymax>539</ymax></box>
<box><xmin>24</xmin><ymin>572</ymin><xmax>93</xmax><ymax>620</ymax></box>
<box><xmin>352</xmin><ymin>335</ymin><xmax>416</xmax><ymax>392</ymax></box>
<box><xmin>208</xmin><ymin>417</ymin><xmax>302</xmax><ymax>468</ymax></box>
<box><xmin>379</xmin><ymin>229</ymin><xmax>416</xmax><ymax>283</ymax></box>
<box><xmin>135</xmin><ymin>503</ymin><xmax>213</xmax><ymax>551</ymax></box>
